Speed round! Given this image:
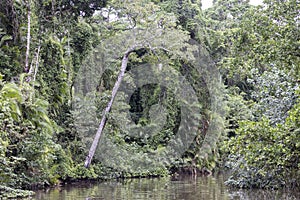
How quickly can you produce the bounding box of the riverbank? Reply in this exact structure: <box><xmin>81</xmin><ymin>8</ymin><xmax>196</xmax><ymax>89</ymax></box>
<box><xmin>0</xmin><ymin>186</ymin><xmax>34</xmax><ymax>199</ymax></box>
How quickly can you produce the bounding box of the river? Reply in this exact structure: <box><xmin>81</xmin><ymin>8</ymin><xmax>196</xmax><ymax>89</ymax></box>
<box><xmin>33</xmin><ymin>175</ymin><xmax>299</xmax><ymax>200</ymax></box>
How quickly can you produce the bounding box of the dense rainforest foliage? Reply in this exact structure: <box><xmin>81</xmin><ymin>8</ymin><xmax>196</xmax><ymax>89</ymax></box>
<box><xmin>0</xmin><ymin>0</ymin><xmax>299</xmax><ymax>197</ymax></box>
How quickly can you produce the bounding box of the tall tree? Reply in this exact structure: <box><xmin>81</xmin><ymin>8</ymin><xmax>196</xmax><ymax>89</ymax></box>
<box><xmin>84</xmin><ymin>1</ymin><xmax>197</xmax><ymax>167</ymax></box>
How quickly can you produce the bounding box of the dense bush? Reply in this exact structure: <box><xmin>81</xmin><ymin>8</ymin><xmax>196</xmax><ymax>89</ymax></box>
<box><xmin>0</xmin><ymin>75</ymin><xmax>72</xmax><ymax>188</ymax></box>
<box><xmin>224</xmin><ymin>89</ymin><xmax>300</xmax><ymax>188</ymax></box>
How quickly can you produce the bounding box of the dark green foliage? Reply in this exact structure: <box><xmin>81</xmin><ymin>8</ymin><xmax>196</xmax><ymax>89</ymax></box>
<box><xmin>91</xmin><ymin>51</ymin><xmax>220</xmax><ymax>175</ymax></box>
<box><xmin>0</xmin><ymin>0</ymin><xmax>33</xmax><ymax>80</ymax></box>
<box><xmin>0</xmin><ymin>185</ymin><xmax>34</xmax><ymax>199</ymax></box>
<box><xmin>0</xmin><ymin>0</ymin><xmax>298</xmax><ymax>194</ymax></box>
<box><xmin>71</xmin><ymin>21</ymin><xmax>96</xmax><ymax>75</ymax></box>
<box><xmin>0</xmin><ymin>0</ymin><xmax>24</xmax><ymax>44</ymax></box>
<box><xmin>35</xmin><ymin>0</ymin><xmax>108</xmax><ymax>34</ymax></box>
<box><xmin>0</xmin><ymin>48</ymin><xmax>22</xmax><ymax>80</ymax></box>
<box><xmin>248</xmin><ymin>66</ymin><xmax>298</xmax><ymax>125</ymax></box>
<box><xmin>210</xmin><ymin>0</ymin><xmax>300</xmax><ymax>188</ymax></box>
<box><xmin>0</xmin><ymin>32</ymin><xmax>23</xmax><ymax>80</ymax></box>
<box><xmin>224</xmin><ymin>101</ymin><xmax>300</xmax><ymax>188</ymax></box>
<box><xmin>165</xmin><ymin>0</ymin><xmax>202</xmax><ymax>36</ymax></box>
<box><xmin>36</xmin><ymin>0</ymin><xmax>107</xmax><ymax>20</ymax></box>
<box><xmin>38</xmin><ymin>37</ymin><xmax>69</xmax><ymax>116</ymax></box>
<box><xmin>0</xmin><ymin>0</ymin><xmax>107</xmax><ymax>193</ymax></box>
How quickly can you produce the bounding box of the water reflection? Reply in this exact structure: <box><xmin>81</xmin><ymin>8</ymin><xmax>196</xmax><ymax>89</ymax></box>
<box><xmin>33</xmin><ymin>175</ymin><xmax>300</xmax><ymax>200</ymax></box>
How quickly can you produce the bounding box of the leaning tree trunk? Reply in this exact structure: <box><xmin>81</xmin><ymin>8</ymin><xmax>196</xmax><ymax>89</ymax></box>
<box><xmin>84</xmin><ymin>51</ymin><xmax>130</xmax><ymax>168</ymax></box>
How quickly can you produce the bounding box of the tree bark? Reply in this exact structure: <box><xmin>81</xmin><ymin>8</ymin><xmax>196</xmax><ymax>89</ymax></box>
<box><xmin>25</xmin><ymin>0</ymin><xmax>31</xmax><ymax>73</ymax></box>
<box><xmin>32</xmin><ymin>45</ymin><xmax>41</xmax><ymax>82</ymax></box>
<box><xmin>84</xmin><ymin>51</ymin><xmax>130</xmax><ymax>168</ymax></box>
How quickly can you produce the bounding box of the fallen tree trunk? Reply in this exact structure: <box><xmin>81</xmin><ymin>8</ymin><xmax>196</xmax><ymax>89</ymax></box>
<box><xmin>84</xmin><ymin>51</ymin><xmax>131</xmax><ymax>168</ymax></box>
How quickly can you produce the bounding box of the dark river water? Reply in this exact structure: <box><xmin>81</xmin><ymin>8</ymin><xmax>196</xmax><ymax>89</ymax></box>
<box><xmin>33</xmin><ymin>175</ymin><xmax>300</xmax><ymax>200</ymax></box>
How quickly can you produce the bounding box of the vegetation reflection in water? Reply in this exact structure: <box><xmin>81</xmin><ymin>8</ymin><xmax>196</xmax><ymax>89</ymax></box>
<box><xmin>33</xmin><ymin>175</ymin><xmax>300</xmax><ymax>200</ymax></box>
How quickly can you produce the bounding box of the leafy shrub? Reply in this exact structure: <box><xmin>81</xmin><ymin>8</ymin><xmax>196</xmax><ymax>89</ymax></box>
<box><xmin>224</xmin><ymin>91</ymin><xmax>300</xmax><ymax>188</ymax></box>
<box><xmin>0</xmin><ymin>74</ymin><xmax>72</xmax><ymax>188</ymax></box>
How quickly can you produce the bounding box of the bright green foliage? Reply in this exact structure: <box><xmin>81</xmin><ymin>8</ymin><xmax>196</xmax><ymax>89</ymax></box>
<box><xmin>0</xmin><ymin>76</ymin><xmax>72</xmax><ymax>188</ymax></box>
